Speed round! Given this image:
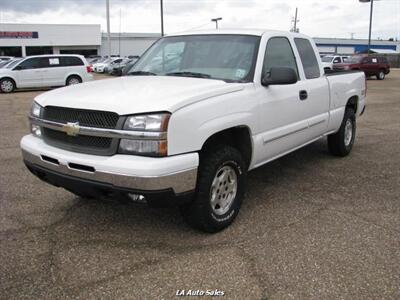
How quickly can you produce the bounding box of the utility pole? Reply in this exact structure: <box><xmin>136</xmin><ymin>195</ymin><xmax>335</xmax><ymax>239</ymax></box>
<box><xmin>160</xmin><ymin>0</ymin><xmax>164</xmax><ymax>36</ymax></box>
<box><xmin>291</xmin><ymin>7</ymin><xmax>299</xmax><ymax>33</ymax></box>
<box><xmin>118</xmin><ymin>8</ymin><xmax>121</xmax><ymax>56</ymax></box>
<box><xmin>106</xmin><ymin>0</ymin><xmax>111</xmax><ymax>58</ymax></box>
<box><xmin>359</xmin><ymin>0</ymin><xmax>378</xmax><ymax>55</ymax></box>
<box><xmin>293</xmin><ymin>7</ymin><xmax>298</xmax><ymax>33</ymax></box>
<box><xmin>367</xmin><ymin>0</ymin><xmax>373</xmax><ymax>55</ymax></box>
<box><xmin>211</xmin><ymin>17</ymin><xmax>222</xmax><ymax>29</ymax></box>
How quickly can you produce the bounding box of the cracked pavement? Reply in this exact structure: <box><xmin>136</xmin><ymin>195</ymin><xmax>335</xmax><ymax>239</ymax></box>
<box><xmin>1</xmin><ymin>71</ymin><xmax>399</xmax><ymax>299</ymax></box>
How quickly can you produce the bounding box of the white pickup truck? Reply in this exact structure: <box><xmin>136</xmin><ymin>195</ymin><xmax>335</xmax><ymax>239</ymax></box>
<box><xmin>321</xmin><ymin>55</ymin><xmax>349</xmax><ymax>71</ymax></box>
<box><xmin>21</xmin><ymin>29</ymin><xmax>366</xmax><ymax>232</ymax></box>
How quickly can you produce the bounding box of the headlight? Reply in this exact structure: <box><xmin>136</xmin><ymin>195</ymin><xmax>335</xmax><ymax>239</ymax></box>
<box><xmin>119</xmin><ymin>113</ymin><xmax>170</xmax><ymax>156</ymax></box>
<box><xmin>123</xmin><ymin>113</ymin><xmax>170</xmax><ymax>131</ymax></box>
<box><xmin>31</xmin><ymin>101</ymin><xmax>42</xmax><ymax>117</ymax></box>
<box><xmin>30</xmin><ymin>101</ymin><xmax>43</xmax><ymax>137</ymax></box>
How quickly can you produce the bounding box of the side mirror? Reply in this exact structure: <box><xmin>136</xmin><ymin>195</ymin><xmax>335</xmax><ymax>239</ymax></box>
<box><xmin>13</xmin><ymin>65</ymin><xmax>23</xmax><ymax>71</ymax></box>
<box><xmin>262</xmin><ymin>67</ymin><xmax>298</xmax><ymax>86</ymax></box>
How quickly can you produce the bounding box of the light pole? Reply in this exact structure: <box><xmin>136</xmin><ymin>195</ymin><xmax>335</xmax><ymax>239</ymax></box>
<box><xmin>293</xmin><ymin>7</ymin><xmax>299</xmax><ymax>33</ymax></box>
<box><xmin>211</xmin><ymin>17</ymin><xmax>222</xmax><ymax>29</ymax></box>
<box><xmin>106</xmin><ymin>0</ymin><xmax>111</xmax><ymax>58</ymax></box>
<box><xmin>359</xmin><ymin>0</ymin><xmax>379</xmax><ymax>55</ymax></box>
<box><xmin>118</xmin><ymin>8</ymin><xmax>121</xmax><ymax>57</ymax></box>
<box><xmin>160</xmin><ymin>0</ymin><xmax>164</xmax><ymax>36</ymax></box>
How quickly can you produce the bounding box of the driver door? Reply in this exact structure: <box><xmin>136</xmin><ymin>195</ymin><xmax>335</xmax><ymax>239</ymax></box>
<box><xmin>255</xmin><ymin>37</ymin><xmax>311</xmax><ymax>164</ymax></box>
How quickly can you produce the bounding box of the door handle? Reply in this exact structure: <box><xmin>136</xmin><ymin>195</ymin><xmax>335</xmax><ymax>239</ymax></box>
<box><xmin>299</xmin><ymin>90</ymin><xmax>308</xmax><ymax>100</ymax></box>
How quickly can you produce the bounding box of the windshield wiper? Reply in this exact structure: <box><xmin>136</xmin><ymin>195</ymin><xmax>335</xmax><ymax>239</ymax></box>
<box><xmin>127</xmin><ymin>71</ymin><xmax>156</xmax><ymax>76</ymax></box>
<box><xmin>166</xmin><ymin>71</ymin><xmax>211</xmax><ymax>79</ymax></box>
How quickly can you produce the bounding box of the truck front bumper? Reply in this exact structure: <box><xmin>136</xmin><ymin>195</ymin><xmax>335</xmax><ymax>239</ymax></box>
<box><xmin>21</xmin><ymin>135</ymin><xmax>199</xmax><ymax>206</ymax></box>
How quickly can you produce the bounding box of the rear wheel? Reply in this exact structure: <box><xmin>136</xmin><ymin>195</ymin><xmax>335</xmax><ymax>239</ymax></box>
<box><xmin>66</xmin><ymin>75</ymin><xmax>82</xmax><ymax>86</ymax></box>
<box><xmin>180</xmin><ymin>146</ymin><xmax>247</xmax><ymax>233</ymax></box>
<box><xmin>328</xmin><ymin>108</ymin><xmax>356</xmax><ymax>157</ymax></box>
<box><xmin>376</xmin><ymin>70</ymin><xmax>385</xmax><ymax>80</ymax></box>
<box><xmin>0</xmin><ymin>78</ymin><xmax>15</xmax><ymax>93</ymax></box>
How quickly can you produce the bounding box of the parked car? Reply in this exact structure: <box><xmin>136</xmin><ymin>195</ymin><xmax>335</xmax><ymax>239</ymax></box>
<box><xmin>0</xmin><ymin>58</ymin><xmax>22</xmax><ymax>68</ymax></box>
<box><xmin>0</xmin><ymin>54</ymin><xmax>92</xmax><ymax>93</ymax></box>
<box><xmin>92</xmin><ymin>57</ymin><xmax>120</xmax><ymax>73</ymax></box>
<box><xmin>0</xmin><ymin>61</ymin><xmax>9</xmax><ymax>68</ymax></box>
<box><xmin>21</xmin><ymin>30</ymin><xmax>366</xmax><ymax>232</ymax></box>
<box><xmin>111</xmin><ymin>58</ymin><xmax>138</xmax><ymax>76</ymax></box>
<box><xmin>105</xmin><ymin>58</ymin><xmax>124</xmax><ymax>74</ymax></box>
<box><xmin>121</xmin><ymin>58</ymin><xmax>139</xmax><ymax>76</ymax></box>
<box><xmin>321</xmin><ymin>55</ymin><xmax>349</xmax><ymax>70</ymax></box>
<box><xmin>333</xmin><ymin>55</ymin><xmax>390</xmax><ymax>80</ymax></box>
<box><xmin>86</xmin><ymin>56</ymin><xmax>102</xmax><ymax>64</ymax></box>
<box><xmin>0</xmin><ymin>56</ymin><xmax>14</xmax><ymax>62</ymax></box>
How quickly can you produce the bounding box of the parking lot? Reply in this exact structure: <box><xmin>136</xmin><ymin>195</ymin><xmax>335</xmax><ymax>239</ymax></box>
<box><xmin>1</xmin><ymin>71</ymin><xmax>399</xmax><ymax>299</ymax></box>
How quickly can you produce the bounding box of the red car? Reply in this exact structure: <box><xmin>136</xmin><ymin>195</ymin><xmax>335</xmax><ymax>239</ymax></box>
<box><xmin>333</xmin><ymin>55</ymin><xmax>390</xmax><ymax>80</ymax></box>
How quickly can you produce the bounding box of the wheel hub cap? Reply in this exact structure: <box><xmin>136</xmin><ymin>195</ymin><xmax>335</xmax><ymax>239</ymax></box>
<box><xmin>344</xmin><ymin>119</ymin><xmax>353</xmax><ymax>146</ymax></box>
<box><xmin>1</xmin><ymin>81</ymin><xmax>13</xmax><ymax>92</ymax></box>
<box><xmin>210</xmin><ymin>165</ymin><xmax>237</xmax><ymax>215</ymax></box>
<box><xmin>69</xmin><ymin>78</ymin><xmax>79</xmax><ymax>85</ymax></box>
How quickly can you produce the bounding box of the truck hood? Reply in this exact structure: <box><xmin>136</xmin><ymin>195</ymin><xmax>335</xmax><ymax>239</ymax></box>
<box><xmin>35</xmin><ymin>76</ymin><xmax>245</xmax><ymax>115</ymax></box>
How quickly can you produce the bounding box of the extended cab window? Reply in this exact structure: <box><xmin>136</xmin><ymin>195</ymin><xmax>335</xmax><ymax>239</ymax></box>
<box><xmin>262</xmin><ymin>37</ymin><xmax>298</xmax><ymax>79</ymax></box>
<box><xmin>294</xmin><ymin>38</ymin><xmax>320</xmax><ymax>79</ymax></box>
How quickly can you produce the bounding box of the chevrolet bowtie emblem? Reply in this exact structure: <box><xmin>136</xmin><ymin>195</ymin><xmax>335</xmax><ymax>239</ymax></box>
<box><xmin>62</xmin><ymin>122</ymin><xmax>80</xmax><ymax>136</ymax></box>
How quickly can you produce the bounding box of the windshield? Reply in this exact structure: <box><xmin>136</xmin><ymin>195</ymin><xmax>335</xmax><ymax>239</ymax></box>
<box><xmin>346</xmin><ymin>56</ymin><xmax>362</xmax><ymax>63</ymax></box>
<box><xmin>321</xmin><ymin>56</ymin><xmax>334</xmax><ymax>62</ymax></box>
<box><xmin>6</xmin><ymin>58</ymin><xmax>22</xmax><ymax>69</ymax></box>
<box><xmin>130</xmin><ymin>34</ymin><xmax>260</xmax><ymax>82</ymax></box>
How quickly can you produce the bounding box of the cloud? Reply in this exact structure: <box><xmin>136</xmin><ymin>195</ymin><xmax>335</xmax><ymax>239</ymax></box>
<box><xmin>0</xmin><ymin>0</ymin><xmax>398</xmax><ymax>39</ymax></box>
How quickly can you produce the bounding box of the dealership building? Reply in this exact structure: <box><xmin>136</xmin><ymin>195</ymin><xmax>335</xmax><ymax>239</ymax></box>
<box><xmin>0</xmin><ymin>23</ymin><xmax>160</xmax><ymax>57</ymax></box>
<box><xmin>0</xmin><ymin>23</ymin><xmax>399</xmax><ymax>58</ymax></box>
<box><xmin>314</xmin><ymin>37</ymin><xmax>400</xmax><ymax>55</ymax></box>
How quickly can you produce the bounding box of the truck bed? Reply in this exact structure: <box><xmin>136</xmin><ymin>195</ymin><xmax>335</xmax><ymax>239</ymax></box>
<box><xmin>324</xmin><ymin>69</ymin><xmax>364</xmax><ymax>76</ymax></box>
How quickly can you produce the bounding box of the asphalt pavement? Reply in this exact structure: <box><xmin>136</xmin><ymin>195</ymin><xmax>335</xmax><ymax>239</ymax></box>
<box><xmin>1</xmin><ymin>71</ymin><xmax>399</xmax><ymax>299</ymax></box>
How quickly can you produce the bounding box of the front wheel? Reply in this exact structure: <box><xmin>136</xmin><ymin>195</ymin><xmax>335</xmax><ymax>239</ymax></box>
<box><xmin>0</xmin><ymin>78</ymin><xmax>15</xmax><ymax>93</ymax></box>
<box><xmin>180</xmin><ymin>147</ymin><xmax>247</xmax><ymax>233</ymax></box>
<box><xmin>328</xmin><ymin>108</ymin><xmax>356</xmax><ymax>157</ymax></box>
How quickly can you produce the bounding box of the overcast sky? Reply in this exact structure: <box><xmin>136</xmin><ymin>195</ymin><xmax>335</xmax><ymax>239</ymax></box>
<box><xmin>0</xmin><ymin>0</ymin><xmax>399</xmax><ymax>40</ymax></box>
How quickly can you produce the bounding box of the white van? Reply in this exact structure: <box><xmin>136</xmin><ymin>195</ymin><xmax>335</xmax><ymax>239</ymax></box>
<box><xmin>0</xmin><ymin>54</ymin><xmax>93</xmax><ymax>93</ymax></box>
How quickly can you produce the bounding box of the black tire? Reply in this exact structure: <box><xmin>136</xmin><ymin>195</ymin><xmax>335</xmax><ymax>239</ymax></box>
<box><xmin>180</xmin><ymin>146</ymin><xmax>247</xmax><ymax>233</ymax></box>
<box><xmin>376</xmin><ymin>70</ymin><xmax>385</xmax><ymax>80</ymax></box>
<box><xmin>328</xmin><ymin>108</ymin><xmax>356</xmax><ymax>157</ymax></box>
<box><xmin>0</xmin><ymin>78</ymin><xmax>15</xmax><ymax>93</ymax></box>
<box><xmin>66</xmin><ymin>75</ymin><xmax>82</xmax><ymax>86</ymax></box>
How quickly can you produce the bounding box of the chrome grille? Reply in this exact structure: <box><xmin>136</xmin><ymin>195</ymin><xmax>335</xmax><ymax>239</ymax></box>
<box><xmin>43</xmin><ymin>106</ymin><xmax>119</xmax><ymax>129</ymax></box>
<box><xmin>41</xmin><ymin>106</ymin><xmax>121</xmax><ymax>155</ymax></box>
